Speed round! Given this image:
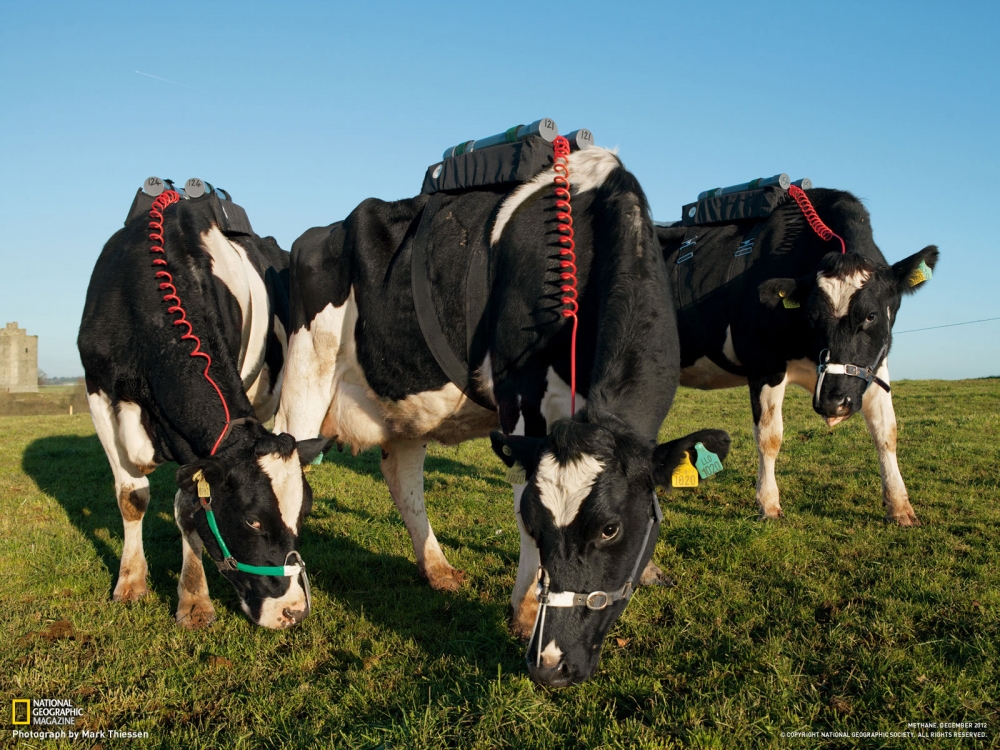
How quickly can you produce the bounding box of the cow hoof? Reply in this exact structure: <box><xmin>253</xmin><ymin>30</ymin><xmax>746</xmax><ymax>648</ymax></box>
<box><xmin>511</xmin><ymin>594</ymin><xmax>539</xmax><ymax>640</ymax></box>
<box><xmin>759</xmin><ymin>508</ymin><xmax>784</xmax><ymax>521</ymax></box>
<box><xmin>888</xmin><ymin>511</ymin><xmax>921</xmax><ymax>527</ymax></box>
<box><xmin>113</xmin><ymin>580</ymin><xmax>148</xmax><ymax>602</ymax></box>
<box><xmin>421</xmin><ymin>562</ymin><xmax>465</xmax><ymax>593</ymax></box>
<box><xmin>639</xmin><ymin>561</ymin><xmax>675</xmax><ymax>588</ymax></box>
<box><xmin>175</xmin><ymin>601</ymin><xmax>216</xmax><ymax>630</ymax></box>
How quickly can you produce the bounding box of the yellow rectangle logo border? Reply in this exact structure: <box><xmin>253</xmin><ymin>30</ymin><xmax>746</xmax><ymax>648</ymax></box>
<box><xmin>12</xmin><ymin>699</ymin><xmax>30</xmax><ymax>725</ymax></box>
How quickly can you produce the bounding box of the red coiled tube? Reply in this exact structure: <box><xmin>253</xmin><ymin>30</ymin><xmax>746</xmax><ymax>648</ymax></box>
<box><xmin>788</xmin><ymin>184</ymin><xmax>846</xmax><ymax>254</ymax></box>
<box><xmin>552</xmin><ymin>136</ymin><xmax>579</xmax><ymax>413</ymax></box>
<box><xmin>148</xmin><ymin>190</ymin><xmax>232</xmax><ymax>455</ymax></box>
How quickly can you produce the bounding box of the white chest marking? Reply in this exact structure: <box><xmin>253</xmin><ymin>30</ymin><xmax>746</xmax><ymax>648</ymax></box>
<box><xmin>816</xmin><ymin>270</ymin><xmax>870</xmax><ymax>319</ymax></box>
<box><xmin>257</xmin><ymin>452</ymin><xmax>303</xmax><ymax>533</ymax></box>
<box><xmin>535</xmin><ymin>452</ymin><xmax>605</xmax><ymax>527</ymax></box>
<box><xmin>722</xmin><ymin>325</ymin><xmax>742</xmax><ymax>366</ymax></box>
<box><xmin>540</xmin><ymin>366</ymin><xmax>587</xmax><ymax>426</ymax></box>
<box><xmin>200</xmin><ymin>228</ymin><xmax>270</xmax><ymax>387</ymax></box>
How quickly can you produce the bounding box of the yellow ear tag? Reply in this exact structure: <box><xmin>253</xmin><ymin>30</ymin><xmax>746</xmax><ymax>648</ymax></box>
<box><xmin>782</xmin><ymin>297</ymin><xmax>800</xmax><ymax>309</ymax></box>
<box><xmin>908</xmin><ymin>260</ymin><xmax>933</xmax><ymax>287</ymax></box>
<box><xmin>671</xmin><ymin>454</ymin><xmax>700</xmax><ymax>488</ymax></box>
<box><xmin>506</xmin><ymin>461</ymin><xmax>526</xmax><ymax>485</ymax></box>
<box><xmin>192</xmin><ymin>469</ymin><xmax>211</xmax><ymax>498</ymax></box>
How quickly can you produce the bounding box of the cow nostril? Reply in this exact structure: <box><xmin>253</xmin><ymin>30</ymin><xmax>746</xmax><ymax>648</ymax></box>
<box><xmin>282</xmin><ymin>607</ymin><xmax>305</xmax><ymax>623</ymax></box>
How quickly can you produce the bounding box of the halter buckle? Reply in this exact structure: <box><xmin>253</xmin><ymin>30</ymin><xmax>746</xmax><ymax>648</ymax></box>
<box><xmin>216</xmin><ymin>556</ymin><xmax>238</xmax><ymax>572</ymax></box>
<box><xmin>586</xmin><ymin>591</ymin><xmax>610</xmax><ymax>610</ymax></box>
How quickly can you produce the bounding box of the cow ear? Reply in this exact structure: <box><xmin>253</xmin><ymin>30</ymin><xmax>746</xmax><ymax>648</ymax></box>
<box><xmin>892</xmin><ymin>245</ymin><xmax>939</xmax><ymax>294</ymax></box>
<box><xmin>759</xmin><ymin>277</ymin><xmax>812</xmax><ymax>309</ymax></box>
<box><xmin>255</xmin><ymin>431</ymin><xmax>296</xmax><ymax>459</ymax></box>
<box><xmin>651</xmin><ymin>429</ymin><xmax>731</xmax><ymax>488</ymax></box>
<box><xmin>176</xmin><ymin>458</ymin><xmax>228</xmax><ymax>495</ymax></box>
<box><xmin>490</xmin><ymin>432</ymin><xmax>545</xmax><ymax>477</ymax></box>
<box><xmin>296</xmin><ymin>437</ymin><xmax>332</xmax><ymax>466</ymax></box>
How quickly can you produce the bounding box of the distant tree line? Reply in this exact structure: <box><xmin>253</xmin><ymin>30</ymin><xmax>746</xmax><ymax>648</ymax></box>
<box><xmin>37</xmin><ymin>370</ymin><xmax>85</xmax><ymax>386</ymax></box>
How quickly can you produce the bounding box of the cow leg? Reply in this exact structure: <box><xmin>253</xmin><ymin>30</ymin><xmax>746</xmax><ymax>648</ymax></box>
<box><xmin>750</xmin><ymin>375</ymin><xmax>787</xmax><ymax>519</ymax></box>
<box><xmin>861</xmin><ymin>360</ymin><xmax>918</xmax><ymax>526</ymax></box>
<box><xmin>173</xmin><ymin>494</ymin><xmax>216</xmax><ymax>629</ymax></box>
<box><xmin>87</xmin><ymin>390</ymin><xmax>151</xmax><ymax>601</ymax></box>
<box><xmin>380</xmin><ymin>439</ymin><xmax>464</xmax><ymax>592</ymax></box>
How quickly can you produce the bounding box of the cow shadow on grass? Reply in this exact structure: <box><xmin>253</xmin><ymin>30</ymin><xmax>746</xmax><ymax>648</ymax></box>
<box><xmin>22</xmin><ymin>434</ymin><xmax>195</xmax><ymax>615</ymax></box>
<box><xmin>298</xmin><ymin>522</ymin><xmax>525</xmax><ymax>665</ymax></box>
<box><xmin>22</xmin><ymin>434</ymin><xmax>526</xmax><ymax>679</ymax></box>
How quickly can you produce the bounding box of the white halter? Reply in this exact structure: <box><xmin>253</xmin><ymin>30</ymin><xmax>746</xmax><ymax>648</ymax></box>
<box><xmin>528</xmin><ymin>492</ymin><xmax>663</xmax><ymax>669</ymax></box>
<box><xmin>813</xmin><ymin>342</ymin><xmax>890</xmax><ymax>411</ymax></box>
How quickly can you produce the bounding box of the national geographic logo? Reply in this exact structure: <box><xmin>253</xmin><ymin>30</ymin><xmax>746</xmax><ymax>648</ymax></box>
<box><xmin>9</xmin><ymin>698</ymin><xmax>82</xmax><ymax>725</ymax></box>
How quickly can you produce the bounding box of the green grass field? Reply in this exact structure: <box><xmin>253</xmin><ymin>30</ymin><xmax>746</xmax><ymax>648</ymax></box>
<box><xmin>2</xmin><ymin>381</ymin><xmax>997</xmax><ymax>748</ymax></box>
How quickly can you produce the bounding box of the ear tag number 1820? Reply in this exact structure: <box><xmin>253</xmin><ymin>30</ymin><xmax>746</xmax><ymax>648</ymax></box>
<box><xmin>671</xmin><ymin>454</ymin><xmax>699</xmax><ymax>488</ymax></box>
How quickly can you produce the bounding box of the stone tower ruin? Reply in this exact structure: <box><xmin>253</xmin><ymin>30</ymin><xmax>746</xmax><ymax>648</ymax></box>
<box><xmin>1</xmin><ymin>322</ymin><xmax>39</xmax><ymax>393</ymax></box>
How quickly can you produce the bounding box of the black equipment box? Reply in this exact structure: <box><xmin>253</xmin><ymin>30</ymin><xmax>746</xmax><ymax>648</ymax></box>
<box><xmin>681</xmin><ymin>185</ymin><xmax>787</xmax><ymax>227</ymax></box>
<box><xmin>124</xmin><ymin>188</ymin><xmax>254</xmax><ymax>236</ymax></box>
<box><xmin>421</xmin><ymin>136</ymin><xmax>554</xmax><ymax>195</ymax></box>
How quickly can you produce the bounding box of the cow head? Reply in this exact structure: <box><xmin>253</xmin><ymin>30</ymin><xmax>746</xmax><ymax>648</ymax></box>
<box><xmin>175</xmin><ymin>423</ymin><xmax>327</xmax><ymax>629</ymax></box>
<box><xmin>491</xmin><ymin>415</ymin><xmax>730</xmax><ymax>686</ymax></box>
<box><xmin>760</xmin><ymin>246</ymin><xmax>938</xmax><ymax>424</ymax></box>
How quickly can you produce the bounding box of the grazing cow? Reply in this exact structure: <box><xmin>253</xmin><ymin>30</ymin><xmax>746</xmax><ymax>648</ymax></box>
<box><xmin>656</xmin><ymin>186</ymin><xmax>938</xmax><ymax>524</ymax></box>
<box><xmin>79</xmin><ymin>193</ymin><xmax>326</xmax><ymax>629</ymax></box>
<box><xmin>275</xmin><ymin>146</ymin><xmax>730</xmax><ymax>685</ymax></box>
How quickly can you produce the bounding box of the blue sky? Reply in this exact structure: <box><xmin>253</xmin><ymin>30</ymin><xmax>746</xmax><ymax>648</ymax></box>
<box><xmin>1</xmin><ymin>1</ymin><xmax>997</xmax><ymax>379</ymax></box>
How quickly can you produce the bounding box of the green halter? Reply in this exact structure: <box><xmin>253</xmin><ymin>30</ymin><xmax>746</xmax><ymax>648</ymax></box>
<box><xmin>193</xmin><ymin>470</ymin><xmax>305</xmax><ymax>578</ymax></box>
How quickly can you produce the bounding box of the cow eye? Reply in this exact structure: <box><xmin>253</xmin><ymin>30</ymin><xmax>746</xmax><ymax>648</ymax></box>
<box><xmin>866</xmin><ymin>312</ymin><xmax>878</xmax><ymax>324</ymax></box>
<box><xmin>601</xmin><ymin>523</ymin><xmax>620</xmax><ymax>540</ymax></box>
<box><xmin>245</xmin><ymin>519</ymin><xmax>262</xmax><ymax>531</ymax></box>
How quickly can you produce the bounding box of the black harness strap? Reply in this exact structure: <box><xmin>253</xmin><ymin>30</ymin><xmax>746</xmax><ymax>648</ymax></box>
<box><xmin>213</xmin><ymin>416</ymin><xmax>258</xmax><ymax>450</ymax></box>
<box><xmin>465</xmin><ymin>231</ymin><xmax>489</xmax><ymax>367</ymax></box>
<box><xmin>411</xmin><ymin>194</ymin><xmax>494</xmax><ymax>410</ymax></box>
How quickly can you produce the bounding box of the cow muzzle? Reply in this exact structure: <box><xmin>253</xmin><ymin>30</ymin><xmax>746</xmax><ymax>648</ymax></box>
<box><xmin>246</xmin><ymin>569</ymin><xmax>311</xmax><ymax>629</ymax></box>
<box><xmin>527</xmin><ymin>658</ymin><xmax>578</xmax><ymax>688</ymax></box>
<box><xmin>814</xmin><ymin>345</ymin><xmax>890</xmax><ymax>424</ymax></box>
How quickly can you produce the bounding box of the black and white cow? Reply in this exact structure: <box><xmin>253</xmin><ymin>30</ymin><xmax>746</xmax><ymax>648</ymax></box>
<box><xmin>79</xmin><ymin>198</ymin><xmax>326</xmax><ymax>629</ymax></box>
<box><xmin>275</xmin><ymin>146</ymin><xmax>729</xmax><ymax>684</ymax></box>
<box><xmin>656</xmin><ymin>188</ymin><xmax>938</xmax><ymax>524</ymax></box>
